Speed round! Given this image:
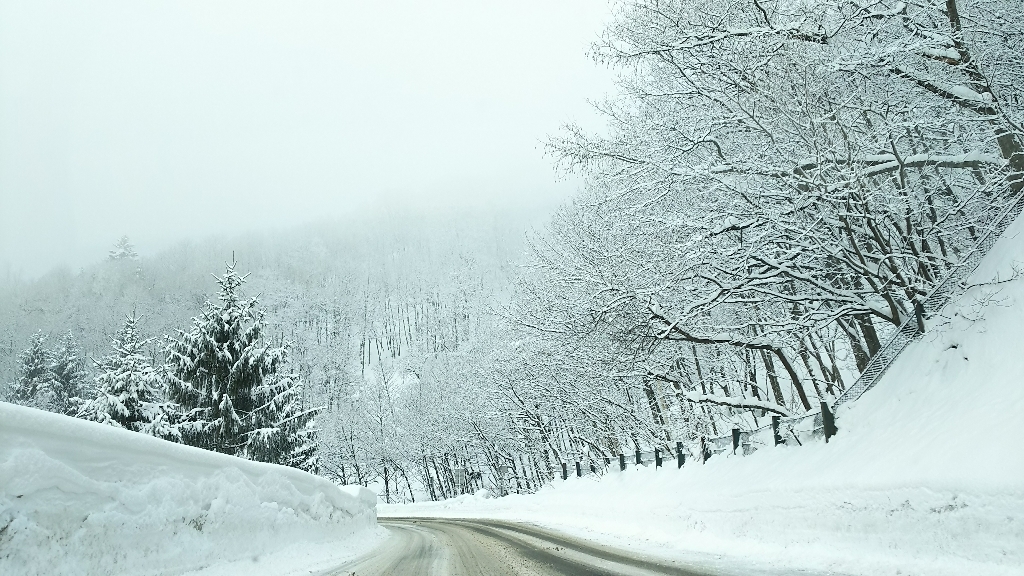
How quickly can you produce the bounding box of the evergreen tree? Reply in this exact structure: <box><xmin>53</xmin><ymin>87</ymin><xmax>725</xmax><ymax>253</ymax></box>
<box><xmin>49</xmin><ymin>331</ymin><xmax>88</xmax><ymax>416</ymax></box>
<box><xmin>79</xmin><ymin>314</ymin><xmax>173</xmax><ymax>437</ymax></box>
<box><xmin>166</xmin><ymin>259</ymin><xmax>317</xmax><ymax>466</ymax></box>
<box><xmin>108</xmin><ymin>236</ymin><xmax>138</xmax><ymax>261</ymax></box>
<box><xmin>247</xmin><ymin>373</ymin><xmax>319</xmax><ymax>471</ymax></box>
<box><xmin>9</xmin><ymin>332</ymin><xmax>54</xmax><ymax>408</ymax></box>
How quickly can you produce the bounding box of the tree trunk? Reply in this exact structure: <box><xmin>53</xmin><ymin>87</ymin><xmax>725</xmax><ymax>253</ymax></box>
<box><xmin>856</xmin><ymin>314</ymin><xmax>881</xmax><ymax>357</ymax></box>
<box><xmin>760</xmin><ymin>349</ymin><xmax>786</xmax><ymax>406</ymax></box>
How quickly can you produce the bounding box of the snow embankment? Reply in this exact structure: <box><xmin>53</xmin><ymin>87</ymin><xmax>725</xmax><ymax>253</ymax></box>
<box><xmin>383</xmin><ymin>217</ymin><xmax>1024</xmax><ymax>576</ymax></box>
<box><xmin>0</xmin><ymin>403</ymin><xmax>381</xmax><ymax>576</ymax></box>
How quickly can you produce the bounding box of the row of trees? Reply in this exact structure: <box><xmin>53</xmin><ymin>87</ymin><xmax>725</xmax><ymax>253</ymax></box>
<box><xmin>505</xmin><ymin>0</ymin><xmax>1024</xmax><ymax>452</ymax></box>
<box><xmin>322</xmin><ymin>0</ymin><xmax>1024</xmax><ymax>499</ymax></box>
<box><xmin>6</xmin><ymin>260</ymin><xmax>316</xmax><ymax>471</ymax></box>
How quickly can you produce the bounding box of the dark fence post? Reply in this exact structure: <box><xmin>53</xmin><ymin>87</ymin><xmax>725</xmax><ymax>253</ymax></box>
<box><xmin>619</xmin><ymin>453</ymin><xmax>626</xmax><ymax>471</ymax></box>
<box><xmin>635</xmin><ymin>449</ymin><xmax>642</xmax><ymax>465</ymax></box>
<box><xmin>604</xmin><ymin>456</ymin><xmax>611</xmax><ymax>467</ymax></box>
<box><xmin>701</xmin><ymin>436</ymin><xmax>711</xmax><ymax>463</ymax></box>
<box><xmin>561</xmin><ymin>462</ymin><xmax>567</xmax><ymax>480</ymax></box>
<box><xmin>676</xmin><ymin>441</ymin><xmax>685</xmax><ymax>468</ymax></box>
<box><xmin>821</xmin><ymin>401</ymin><xmax>837</xmax><ymax>442</ymax></box>
<box><xmin>575</xmin><ymin>461</ymin><xmax>582</xmax><ymax>477</ymax></box>
<box><xmin>655</xmin><ymin>448</ymin><xmax>662</xmax><ymax>467</ymax></box>
<box><xmin>732</xmin><ymin>427</ymin><xmax>741</xmax><ymax>455</ymax></box>
<box><xmin>590</xmin><ymin>462</ymin><xmax>597</xmax><ymax>474</ymax></box>
<box><xmin>772</xmin><ymin>415</ymin><xmax>783</xmax><ymax>446</ymax></box>
<box><xmin>914</xmin><ymin>299</ymin><xmax>926</xmax><ymax>333</ymax></box>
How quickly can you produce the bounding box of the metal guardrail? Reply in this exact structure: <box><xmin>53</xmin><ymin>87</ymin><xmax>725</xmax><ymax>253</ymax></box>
<box><xmin>565</xmin><ymin>410</ymin><xmax>827</xmax><ymax>478</ymax></box>
<box><xmin>835</xmin><ymin>189</ymin><xmax>1024</xmax><ymax>409</ymax></box>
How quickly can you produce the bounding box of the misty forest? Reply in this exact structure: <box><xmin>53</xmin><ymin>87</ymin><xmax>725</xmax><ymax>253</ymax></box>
<box><xmin>3</xmin><ymin>0</ymin><xmax>1022</xmax><ymax>504</ymax></box>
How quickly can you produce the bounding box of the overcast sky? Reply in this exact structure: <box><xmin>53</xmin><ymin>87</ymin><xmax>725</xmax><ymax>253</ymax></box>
<box><xmin>0</xmin><ymin>0</ymin><xmax>613</xmax><ymax>277</ymax></box>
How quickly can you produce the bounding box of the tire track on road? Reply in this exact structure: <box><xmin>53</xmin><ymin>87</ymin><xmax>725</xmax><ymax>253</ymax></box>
<box><xmin>327</xmin><ymin>517</ymin><xmax>713</xmax><ymax>576</ymax></box>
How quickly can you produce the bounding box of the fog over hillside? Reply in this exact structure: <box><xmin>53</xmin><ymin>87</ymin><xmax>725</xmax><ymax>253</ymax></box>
<box><xmin>0</xmin><ymin>0</ymin><xmax>612</xmax><ymax>277</ymax></box>
<box><xmin>0</xmin><ymin>207</ymin><xmax>533</xmax><ymax>387</ymax></box>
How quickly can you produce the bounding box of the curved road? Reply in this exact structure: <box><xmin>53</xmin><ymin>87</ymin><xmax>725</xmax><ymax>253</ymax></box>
<box><xmin>326</xmin><ymin>517</ymin><xmax>711</xmax><ymax>576</ymax></box>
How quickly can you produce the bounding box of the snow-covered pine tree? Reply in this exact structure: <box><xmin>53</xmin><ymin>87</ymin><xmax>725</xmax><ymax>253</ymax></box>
<box><xmin>247</xmin><ymin>372</ymin><xmax>319</xmax><ymax>472</ymax></box>
<box><xmin>108</xmin><ymin>236</ymin><xmax>138</xmax><ymax>261</ymax></box>
<box><xmin>8</xmin><ymin>332</ymin><xmax>55</xmax><ymax>409</ymax></box>
<box><xmin>79</xmin><ymin>314</ymin><xmax>173</xmax><ymax>437</ymax></box>
<box><xmin>166</xmin><ymin>259</ymin><xmax>317</xmax><ymax>466</ymax></box>
<box><xmin>48</xmin><ymin>331</ymin><xmax>89</xmax><ymax>416</ymax></box>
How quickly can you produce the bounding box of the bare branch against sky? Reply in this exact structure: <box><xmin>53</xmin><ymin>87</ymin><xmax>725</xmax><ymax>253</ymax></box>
<box><xmin>0</xmin><ymin>0</ymin><xmax>613</xmax><ymax>277</ymax></box>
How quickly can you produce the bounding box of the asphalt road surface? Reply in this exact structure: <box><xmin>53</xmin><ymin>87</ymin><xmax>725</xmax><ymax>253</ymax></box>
<box><xmin>326</xmin><ymin>517</ymin><xmax>712</xmax><ymax>576</ymax></box>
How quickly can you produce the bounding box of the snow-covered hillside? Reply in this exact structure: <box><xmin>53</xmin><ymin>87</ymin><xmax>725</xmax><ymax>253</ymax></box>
<box><xmin>382</xmin><ymin>216</ymin><xmax>1024</xmax><ymax>575</ymax></box>
<box><xmin>0</xmin><ymin>403</ymin><xmax>382</xmax><ymax>576</ymax></box>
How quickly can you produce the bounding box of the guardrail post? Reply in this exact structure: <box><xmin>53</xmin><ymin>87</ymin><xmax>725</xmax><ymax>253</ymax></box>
<box><xmin>772</xmin><ymin>415</ymin><xmax>783</xmax><ymax>446</ymax></box>
<box><xmin>821</xmin><ymin>401</ymin><xmax>837</xmax><ymax>442</ymax></box>
<box><xmin>561</xmin><ymin>462</ymin><xmax>567</xmax><ymax>480</ymax></box>
<box><xmin>676</xmin><ymin>441</ymin><xmax>685</xmax><ymax>468</ymax></box>
<box><xmin>914</xmin><ymin>299</ymin><xmax>926</xmax><ymax>333</ymax></box>
<box><xmin>655</xmin><ymin>448</ymin><xmax>662</xmax><ymax>467</ymax></box>
<box><xmin>635</xmin><ymin>449</ymin><xmax>642</xmax><ymax>465</ymax></box>
<box><xmin>590</xmin><ymin>462</ymin><xmax>597</xmax><ymax>474</ymax></box>
<box><xmin>732</xmin><ymin>427</ymin><xmax>741</xmax><ymax>455</ymax></box>
<box><xmin>701</xmin><ymin>436</ymin><xmax>711</xmax><ymax>463</ymax></box>
<box><xmin>619</xmin><ymin>453</ymin><xmax>626</xmax><ymax>471</ymax></box>
<box><xmin>575</xmin><ymin>461</ymin><xmax>582</xmax><ymax>477</ymax></box>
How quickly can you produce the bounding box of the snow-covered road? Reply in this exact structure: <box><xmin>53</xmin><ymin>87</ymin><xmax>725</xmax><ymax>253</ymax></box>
<box><xmin>330</xmin><ymin>518</ymin><xmax>765</xmax><ymax>576</ymax></box>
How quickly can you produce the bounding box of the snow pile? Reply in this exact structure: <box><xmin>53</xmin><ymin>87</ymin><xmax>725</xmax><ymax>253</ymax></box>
<box><xmin>382</xmin><ymin>216</ymin><xmax>1024</xmax><ymax>575</ymax></box>
<box><xmin>0</xmin><ymin>403</ymin><xmax>381</xmax><ymax>576</ymax></box>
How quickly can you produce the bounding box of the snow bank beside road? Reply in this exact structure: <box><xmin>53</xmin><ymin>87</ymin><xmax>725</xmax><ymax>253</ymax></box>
<box><xmin>383</xmin><ymin>217</ymin><xmax>1024</xmax><ymax>575</ymax></box>
<box><xmin>0</xmin><ymin>403</ymin><xmax>379</xmax><ymax>576</ymax></box>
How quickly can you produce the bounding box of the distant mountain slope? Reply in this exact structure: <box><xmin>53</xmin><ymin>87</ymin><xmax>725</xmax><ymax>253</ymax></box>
<box><xmin>0</xmin><ymin>210</ymin><xmax>530</xmax><ymax>393</ymax></box>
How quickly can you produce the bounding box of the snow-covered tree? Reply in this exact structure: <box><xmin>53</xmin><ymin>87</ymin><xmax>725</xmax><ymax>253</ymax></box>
<box><xmin>534</xmin><ymin>0</ymin><xmax>1024</xmax><ymax>431</ymax></box>
<box><xmin>247</xmin><ymin>373</ymin><xmax>319</xmax><ymax>471</ymax></box>
<box><xmin>48</xmin><ymin>331</ymin><xmax>88</xmax><ymax>416</ymax></box>
<box><xmin>8</xmin><ymin>331</ymin><xmax>89</xmax><ymax>415</ymax></box>
<box><xmin>166</xmin><ymin>259</ymin><xmax>317</xmax><ymax>467</ymax></box>
<box><xmin>8</xmin><ymin>332</ymin><xmax>54</xmax><ymax>408</ymax></box>
<box><xmin>108</xmin><ymin>236</ymin><xmax>138</xmax><ymax>261</ymax></box>
<box><xmin>79</xmin><ymin>314</ymin><xmax>173</xmax><ymax>437</ymax></box>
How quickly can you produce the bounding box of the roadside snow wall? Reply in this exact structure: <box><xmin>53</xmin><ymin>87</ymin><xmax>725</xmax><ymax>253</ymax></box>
<box><xmin>0</xmin><ymin>403</ymin><xmax>377</xmax><ymax>576</ymax></box>
<box><xmin>383</xmin><ymin>214</ymin><xmax>1024</xmax><ymax>576</ymax></box>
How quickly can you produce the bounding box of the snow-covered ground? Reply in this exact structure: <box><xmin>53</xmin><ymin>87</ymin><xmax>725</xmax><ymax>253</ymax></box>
<box><xmin>0</xmin><ymin>403</ymin><xmax>383</xmax><ymax>576</ymax></box>
<box><xmin>382</xmin><ymin>217</ymin><xmax>1024</xmax><ymax>575</ymax></box>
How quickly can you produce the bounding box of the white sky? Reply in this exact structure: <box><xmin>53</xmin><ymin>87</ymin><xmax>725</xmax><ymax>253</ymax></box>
<box><xmin>0</xmin><ymin>0</ymin><xmax>613</xmax><ymax>277</ymax></box>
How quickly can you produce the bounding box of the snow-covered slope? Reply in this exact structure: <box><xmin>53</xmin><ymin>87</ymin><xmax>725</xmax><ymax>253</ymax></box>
<box><xmin>0</xmin><ymin>403</ymin><xmax>381</xmax><ymax>576</ymax></box>
<box><xmin>382</xmin><ymin>216</ymin><xmax>1024</xmax><ymax>575</ymax></box>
